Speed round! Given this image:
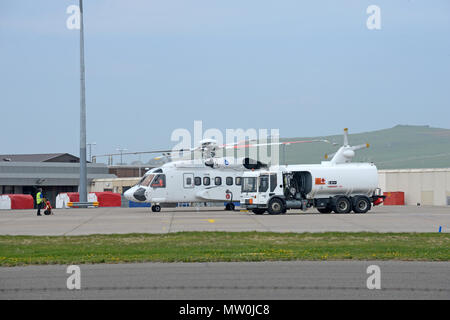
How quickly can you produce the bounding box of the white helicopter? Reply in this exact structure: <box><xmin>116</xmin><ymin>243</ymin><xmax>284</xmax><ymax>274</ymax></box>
<box><xmin>124</xmin><ymin>138</ymin><xmax>331</xmax><ymax>212</ymax></box>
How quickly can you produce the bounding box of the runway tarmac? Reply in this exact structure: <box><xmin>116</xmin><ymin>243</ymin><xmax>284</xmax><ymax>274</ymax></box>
<box><xmin>1</xmin><ymin>261</ymin><xmax>448</xmax><ymax>299</ymax></box>
<box><xmin>1</xmin><ymin>207</ymin><xmax>449</xmax><ymax>300</ymax></box>
<box><xmin>0</xmin><ymin>205</ymin><xmax>448</xmax><ymax>235</ymax></box>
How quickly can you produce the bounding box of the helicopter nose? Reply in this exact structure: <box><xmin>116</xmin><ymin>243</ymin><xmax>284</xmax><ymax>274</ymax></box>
<box><xmin>132</xmin><ymin>187</ymin><xmax>147</xmax><ymax>202</ymax></box>
<box><xmin>124</xmin><ymin>188</ymin><xmax>135</xmax><ymax>201</ymax></box>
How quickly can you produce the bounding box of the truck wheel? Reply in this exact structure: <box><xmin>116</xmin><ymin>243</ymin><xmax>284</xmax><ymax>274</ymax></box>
<box><xmin>267</xmin><ymin>198</ymin><xmax>284</xmax><ymax>215</ymax></box>
<box><xmin>252</xmin><ymin>209</ymin><xmax>265</xmax><ymax>215</ymax></box>
<box><xmin>333</xmin><ymin>196</ymin><xmax>351</xmax><ymax>214</ymax></box>
<box><xmin>152</xmin><ymin>205</ymin><xmax>161</xmax><ymax>212</ymax></box>
<box><xmin>353</xmin><ymin>196</ymin><xmax>371</xmax><ymax>213</ymax></box>
<box><xmin>317</xmin><ymin>208</ymin><xmax>332</xmax><ymax>214</ymax></box>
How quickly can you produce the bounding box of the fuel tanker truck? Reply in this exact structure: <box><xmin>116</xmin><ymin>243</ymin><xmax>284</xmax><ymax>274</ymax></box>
<box><xmin>240</xmin><ymin>128</ymin><xmax>385</xmax><ymax>214</ymax></box>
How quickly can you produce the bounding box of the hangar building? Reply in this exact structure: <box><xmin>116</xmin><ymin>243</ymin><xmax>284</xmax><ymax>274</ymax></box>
<box><xmin>378</xmin><ymin>168</ymin><xmax>450</xmax><ymax>206</ymax></box>
<box><xmin>0</xmin><ymin>153</ymin><xmax>116</xmax><ymax>206</ymax></box>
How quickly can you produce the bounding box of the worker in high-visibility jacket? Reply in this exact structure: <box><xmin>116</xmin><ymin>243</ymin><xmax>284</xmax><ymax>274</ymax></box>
<box><xmin>36</xmin><ymin>188</ymin><xmax>44</xmax><ymax>216</ymax></box>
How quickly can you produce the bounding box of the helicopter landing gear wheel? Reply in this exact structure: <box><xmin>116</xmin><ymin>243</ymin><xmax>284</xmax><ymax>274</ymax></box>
<box><xmin>151</xmin><ymin>205</ymin><xmax>161</xmax><ymax>212</ymax></box>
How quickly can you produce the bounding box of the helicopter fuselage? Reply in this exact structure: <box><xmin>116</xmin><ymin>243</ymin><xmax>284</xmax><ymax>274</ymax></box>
<box><xmin>124</xmin><ymin>157</ymin><xmax>261</xmax><ymax>206</ymax></box>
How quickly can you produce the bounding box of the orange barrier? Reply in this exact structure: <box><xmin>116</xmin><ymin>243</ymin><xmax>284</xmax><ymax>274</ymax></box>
<box><xmin>383</xmin><ymin>191</ymin><xmax>405</xmax><ymax>205</ymax></box>
<box><xmin>93</xmin><ymin>192</ymin><xmax>122</xmax><ymax>207</ymax></box>
<box><xmin>58</xmin><ymin>192</ymin><xmax>121</xmax><ymax>208</ymax></box>
<box><xmin>0</xmin><ymin>194</ymin><xmax>34</xmax><ymax>209</ymax></box>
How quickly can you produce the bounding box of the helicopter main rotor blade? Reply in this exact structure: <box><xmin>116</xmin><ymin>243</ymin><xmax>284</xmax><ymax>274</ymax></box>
<box><xmin>216</xmin><ymin>139</ymin><xmax>257</xmax><ymax>150</ymax></box>
<box><xmin>94</xmin><ymin>148</ymin><xmax>195</xmax><ymax>158</ymax></box>
<box><xmin>224</xmin><ymin>139</ymin><xmax>333</xmax><ymax>149</ymax></box>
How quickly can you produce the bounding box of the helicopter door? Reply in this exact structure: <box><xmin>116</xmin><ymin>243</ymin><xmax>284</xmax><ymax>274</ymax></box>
<box><xmin>183</xmin><ymin>173</ymin><xmax>194</xmax><ymax>188</ymax></box>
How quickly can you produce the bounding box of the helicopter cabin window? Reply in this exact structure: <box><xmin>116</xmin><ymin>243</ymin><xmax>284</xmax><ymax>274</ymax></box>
<box><xmin>215</xmin><ymin>177</ymin><xmax>222</xmax><ymax>186</ymax></box>
<box><xmin>194</xmin><ymin>177</ymin><xmax>201</xmax><ymax>186</ymax></box>
<box><xmin>259</xmin><ymin>175</ymin><xmax>269</xmax><ymax>192</ymax></box>
<box><xmin>186</xmin><ymin>177</ymin><xmax>192</xmax><ymax>186</ymax></box>
<box><xmin>203</xmin><ymin>177</ymin><xmax>211</xmax><ymax>186</ymax></box>
<box><xmin>226</xmin><ymin>177</ymin><xmax>233</xmax><ymax>186</ymax></box>
<box><xmin>235</xmin><ymin>177</ymin><xmax>242</xmax><ymax>186</ymax></box>
<box><xmin>151</xmin><ymin>174</ymin><xmax>166</xmax><ymax>188</ymax></box>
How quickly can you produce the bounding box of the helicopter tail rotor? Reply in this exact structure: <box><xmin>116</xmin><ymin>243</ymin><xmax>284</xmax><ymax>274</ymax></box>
<box><xmin>325</xmin><ymin>129</ymin><xmax>370</xmax><ymax>164</ymax></box>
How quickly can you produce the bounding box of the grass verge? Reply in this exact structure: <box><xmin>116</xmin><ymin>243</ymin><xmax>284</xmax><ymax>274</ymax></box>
<box><xmin>0</xmin><ymin>231</ymin><xmax>449</xmax><ymax>266</ymax></box>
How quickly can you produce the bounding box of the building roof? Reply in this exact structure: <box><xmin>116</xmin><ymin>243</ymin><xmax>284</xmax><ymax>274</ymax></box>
<box><xmin>0</xmin><ymin>161</ymin><xmax>116</xmax><ymax>186</ymax></box>
<box><xmin>0</xmin><ymin>153</ymin><xmax>80</xmax><ymax>163</ymax></box>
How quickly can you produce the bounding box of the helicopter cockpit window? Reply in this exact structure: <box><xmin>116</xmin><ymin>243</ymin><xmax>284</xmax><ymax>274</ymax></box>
<box><xmin>137</xmin><ymin>176</ymin><xmax>146</xmax><ymax>185</ymax></box>
<box><xmin>151</xmin><ymin>174</ymin><xmax>166</xmax><ymax>188</ymax></box>
<box><xmin>140</xmin><ymin>174</ymin><xmax>155</xmax><ymax>187</ymax></box>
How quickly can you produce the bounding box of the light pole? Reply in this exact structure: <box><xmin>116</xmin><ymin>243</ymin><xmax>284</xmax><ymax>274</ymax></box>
<box><xmin>79</xmin><ymin>0</ymin><xmax>87</xmax><ymax>202</ymax></box>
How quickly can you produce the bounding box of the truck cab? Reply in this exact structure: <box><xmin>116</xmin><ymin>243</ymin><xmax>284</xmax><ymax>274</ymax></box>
<box><xmin>240</xmin><ymin>169</ymin><xmax>310</xmax><ymax>215</ymax></box>
<box><xmin>240</xmin><ymin>171</ymin><xmax>281</xmax><ymax>214</ymax></box>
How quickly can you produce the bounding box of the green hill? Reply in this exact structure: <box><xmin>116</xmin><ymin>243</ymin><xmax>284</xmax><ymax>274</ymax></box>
<box><xmin>277</xmin><ymin>125</ymin><xmax>450</xmax><ymax>169</ymax></box>
<box><xmin>149</xmin><ymin>125</ymin><xmax>450</xmax><ymax>169</ymax></box>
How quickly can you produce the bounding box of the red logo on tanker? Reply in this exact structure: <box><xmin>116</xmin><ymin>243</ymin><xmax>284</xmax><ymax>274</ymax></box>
<box><xmin>315</xmin><ymin>178</ymin><xmax>326</xmax><ymax>185</ymax></box>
